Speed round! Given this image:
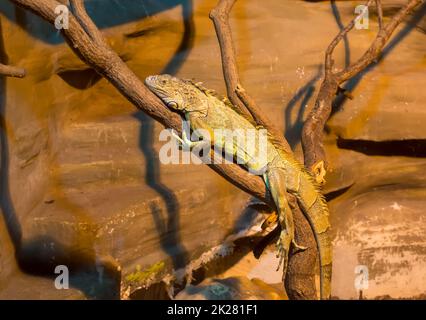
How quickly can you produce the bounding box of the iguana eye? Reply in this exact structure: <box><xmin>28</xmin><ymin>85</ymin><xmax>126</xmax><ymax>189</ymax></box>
<box><xmin>167</xmin><ymin>101</ymin><xmax>178</xmax><ymax>109</ymax></box>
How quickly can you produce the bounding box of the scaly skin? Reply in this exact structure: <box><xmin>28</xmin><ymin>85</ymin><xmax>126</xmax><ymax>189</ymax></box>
<box><xmin>145</xmin><ymin>74</ymin><xmax>332</xmax><ymax>299</ymax></box>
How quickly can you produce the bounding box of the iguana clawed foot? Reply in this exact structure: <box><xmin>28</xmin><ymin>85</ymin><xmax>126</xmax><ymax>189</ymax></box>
<box><xmin>312</xmin><ymin>160</ymin><xmax>327</xmax><ymax>186</ymax></box>
<box><xmin>275</xmin><ymin>230</ymin><xmax>308</xmax><ymax>273</ymax></box>
<box><xmin>262</xmin><ymin>214</ymin><xmax>308</xmax><ymax>251</ymax></box>
<box><xmin>171</xmin><ymin>129</ymin><xmax>192</xmax><ymax>149</ymax></box>
<box><xmin>275</xmin><ymin>230</ymin><xmax>292</xmax><ymax>273</ymax></box>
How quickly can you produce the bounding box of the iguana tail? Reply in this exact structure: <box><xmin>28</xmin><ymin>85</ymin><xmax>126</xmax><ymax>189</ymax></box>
<box><xmin>288</xmin><ymin>165</ymin><xmax>332</xmax><ymax>300</ymax></box>
<box><xmin>264</xmin><ymin>156</ymin><xmax>332</xmax><ymax>299</ymax></box>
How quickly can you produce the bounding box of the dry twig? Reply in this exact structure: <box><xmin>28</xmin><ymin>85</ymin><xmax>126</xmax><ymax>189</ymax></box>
<box><xmin>0</xmin><ymin>63</ymin><xmax>25</xmax><ymax>78</ymax></box>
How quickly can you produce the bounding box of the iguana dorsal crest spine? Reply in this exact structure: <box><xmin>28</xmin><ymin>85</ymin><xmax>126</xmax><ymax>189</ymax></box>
<box><xmin>185</xmin><ymin>78</ymin><xmax>259</xmax><ymax>127</ymax></box>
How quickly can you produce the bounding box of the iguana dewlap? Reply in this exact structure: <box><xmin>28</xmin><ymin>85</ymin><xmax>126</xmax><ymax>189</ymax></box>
<box><xmin>145</xmin><ymin>74</ymin><xmax>332</xmax><ymax>299</ymax></box>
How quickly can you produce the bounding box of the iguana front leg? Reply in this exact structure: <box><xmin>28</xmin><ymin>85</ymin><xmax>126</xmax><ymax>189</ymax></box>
<box><xmin>172</xmin><ymin>115</ymin><xmax>214</xmax><ymax>151</ymax></box>
<box><xmin>171</xmin><ymin>128</ymin><xmax>200</xmax><ymax>149</ymax></box>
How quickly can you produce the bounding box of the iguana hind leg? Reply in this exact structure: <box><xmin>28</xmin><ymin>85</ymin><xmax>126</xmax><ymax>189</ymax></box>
<box><xmin>263</xmin><ymin>168</ymin><xmax>303</xmax><ymax>281</ymax></box>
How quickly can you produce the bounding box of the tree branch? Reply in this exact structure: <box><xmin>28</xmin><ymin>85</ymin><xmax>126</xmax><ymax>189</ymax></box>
<box><xmin>338</xmin><ymin>0</ymin><xmax>424</xmax><ymax>82</ymax></box>
<box><xmin>210</xmin><ymin>0</ymin><xmax>292</xmax><ymax>153</ymax></box>
<box><xmin>302</xmin><ymin>0</ymin><xmax>424</xmax><ymax>175</ymax></box>
<box><xmin>235</xmin><ymin>84</ymin><xmax>292</xmax><ymax>153</ymax></box>
<box><xmin>376</xmin><ymin>0</ymin><xmax>383</xmax><ymax>30</ymax></box>
<box><xmin>324</xmin><ymin>0</ymin><xmax>375</xmax><ymax>77</ymax></box>
<box><xmin>210</xmin><ymin>0</ymin><xmax>317</xmax><ymax>299</ymax></box>
<box><xmin>209</xmin><ymin>0</ymin><xmax>249</xmax><ymax>117</ymax></box>
<box><xmin>69</xmin><ymin>0</ymin><xmax>106</xmax><ymax>45</ymax></box>
<box><xmin>0</xmin><ymin>63</ymin><xmax>25</xmax><ymax>78</ymax></box>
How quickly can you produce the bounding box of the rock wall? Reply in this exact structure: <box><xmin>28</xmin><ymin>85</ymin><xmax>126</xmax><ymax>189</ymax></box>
<box><xmin>0</xmin><ymin>0</ymin><xmax>425</xmax><ymax>299</ymax></box>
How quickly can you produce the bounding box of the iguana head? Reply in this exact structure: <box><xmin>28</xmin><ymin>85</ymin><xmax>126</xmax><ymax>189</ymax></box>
<box><xmin>145</xmin><ymin>74</ymin><xmax>208</xmax><ymax>116</ymax></box>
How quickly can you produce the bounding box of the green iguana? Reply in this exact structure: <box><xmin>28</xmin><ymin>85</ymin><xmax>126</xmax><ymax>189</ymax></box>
<box><xmin>145</xmin><ymin>74</ymin><xmax>332</xmax><ymax>299</ymax></box>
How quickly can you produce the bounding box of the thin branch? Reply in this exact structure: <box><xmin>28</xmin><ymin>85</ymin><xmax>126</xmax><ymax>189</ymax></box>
<box><xmin>210</xmin><ymin>0</ymin><xmax>292</xmax><ymax>153</ymax></box>
<box><xmin>235</xmin><ymin>84</ymin><xmax>292</xmax><ymax>153</ymax></box>
<box><xmin>376</xmin><ymin>0</ymin><xmax>383</xmax><ymax>30</ymax></box>
<box><xmin>0</xmin><ymin>63</ymin><xmax>25</xmax><ymax>78</ymax></box>
<box><xmin>209</xmin><ymin>0</ymin><xmax>249</xmax><ymax>117</ymax></box>
<box><xmin>325</xmin><ymin>0</ymin><xmax>375</xmax><ymax>76</ymax></box>
<box><xmin>69</xmin><ymin>0</ymin><xmax>106</xmax><ymax>45</ymax></box>
<box><xmin>338</xmin><ymin>0</ymin><xmax>424</xmax><ymax>82</ymax></box>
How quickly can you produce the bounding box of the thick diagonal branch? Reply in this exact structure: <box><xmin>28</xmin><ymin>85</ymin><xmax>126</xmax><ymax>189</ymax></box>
<box><xmin>302</xmin><ymin>0</ymin><xmax>424</xmax><ymax>173</ymax></box>
<box><xmin>9</xmin><ymin>0</ymin><xmax>275</xmax><ymax>211</ymax></box>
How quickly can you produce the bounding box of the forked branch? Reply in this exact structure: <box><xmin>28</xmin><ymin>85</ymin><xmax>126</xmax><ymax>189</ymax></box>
<box><xmin>302</xmin><ymin>0</ymin><xmax>424</xmax><ymax>177</ymax></box>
